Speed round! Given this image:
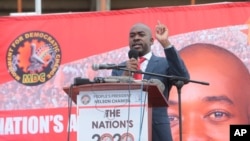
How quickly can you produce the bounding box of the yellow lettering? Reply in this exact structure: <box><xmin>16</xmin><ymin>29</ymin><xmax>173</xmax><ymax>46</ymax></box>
<box><xmin>12</xmin><ymin>36</ymin><xmax>24</xmax><ymax>47</ymax></box>
<box><xmin>22</xmin><ymin>73</ymin><xmax>46</xmax><ymax>83</ymax></box>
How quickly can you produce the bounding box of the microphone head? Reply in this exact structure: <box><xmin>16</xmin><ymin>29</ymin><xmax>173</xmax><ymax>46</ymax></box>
<box><xmin>128</xmin><ymin>49</ymin><xmax>139</xmax><ymax>59</ymax></box>
<box><xmin>74</xmin><ymin>77</ymin><xmax>93</xmax><ymax>86</ymax></box>
<box><xmin>92</xmin><ymin>64</ymin><xmax>99</xmax><ymax>71</ymax></box>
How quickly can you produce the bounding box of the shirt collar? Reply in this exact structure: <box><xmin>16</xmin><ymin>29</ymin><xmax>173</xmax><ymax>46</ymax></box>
<box><xmin>141</xmin><ymin>51</ymin><xmax>152</xmax><ymax>61</ymax></box>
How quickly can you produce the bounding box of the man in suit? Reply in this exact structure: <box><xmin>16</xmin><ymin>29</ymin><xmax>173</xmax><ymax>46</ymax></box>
<box><xmin>112</xmin><ymin>21</ymin><xmax>190</xmax><ymax>141</ymax></box>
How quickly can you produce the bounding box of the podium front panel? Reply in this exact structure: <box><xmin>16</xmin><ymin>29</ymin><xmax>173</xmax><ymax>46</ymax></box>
<box><xmin>77</xmin><ymin>89</ymin><xmax>149</xmax><ymax>141</ymax></box>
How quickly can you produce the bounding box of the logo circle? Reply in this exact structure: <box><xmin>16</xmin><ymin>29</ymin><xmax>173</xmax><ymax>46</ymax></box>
<box><xmin>100</xmin><ymin>133</ymin><xmax>113</xmax><ymax>141</ymax></box>
<box><xmin>6</xmin><ymin>31</ymin><xmax>61</xmax><ymax>86</ymax></box>
<box><xmin>121</xmin><ymin>133</ymin><xmax>134</xmax><ymax>141</ymax></box>
<box><xmin>81</xmin><ymin>95</ymin><xmax>91</xmax><ymax>105</ymax></box>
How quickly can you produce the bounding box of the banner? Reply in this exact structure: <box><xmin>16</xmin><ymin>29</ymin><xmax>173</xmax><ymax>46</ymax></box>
<box><xmin>0</xmin><ymin>108</ymin><xmax>77</xmax><ymax>141</ymax></box>
<box><xmin>0</xmin><ymin>2</ymin><xmax>250</xmax><ymax>141</ymax></box>
<box><xmin>77</xmin><ymin>89</ymin><xmax>148</xmax><ymax>141</ymax></box>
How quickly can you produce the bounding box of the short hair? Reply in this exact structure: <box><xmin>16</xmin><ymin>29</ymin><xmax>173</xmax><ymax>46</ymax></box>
<box><xmin>180</xmin><ymin>43</ymin><xmax>249</xmax><ymax>77</ymax></box>
<box><xmin>130</xmin><ymin>23</ymin><xmax>152</xmax><ymax>37</ymax></box>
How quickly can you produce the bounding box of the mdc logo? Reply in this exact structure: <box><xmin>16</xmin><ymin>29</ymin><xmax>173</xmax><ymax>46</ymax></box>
<box><xmin>6</xmin><ymin>31</ymin><xmax>61</xmax><ymax>86</ymax></box>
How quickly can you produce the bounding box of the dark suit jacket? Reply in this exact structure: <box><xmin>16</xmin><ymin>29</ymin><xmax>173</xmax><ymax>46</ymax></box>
<box><xmin>112</xmin><ymin>47</ymin><xmax>189</xmax><ymax>141</ymax></box>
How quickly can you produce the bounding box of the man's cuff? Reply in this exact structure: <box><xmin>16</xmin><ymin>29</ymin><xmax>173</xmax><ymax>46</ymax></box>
<box><xmin>164</xmin><ymin>44</ymin><xmax>173</xmax><ymax>49</ymax></box>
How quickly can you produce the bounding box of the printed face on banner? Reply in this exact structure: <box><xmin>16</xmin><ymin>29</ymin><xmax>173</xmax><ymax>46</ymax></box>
<box><xmin>168</xmin><ymin>43</ymin><xmax>250</xmax><ymax>141</ymax></box>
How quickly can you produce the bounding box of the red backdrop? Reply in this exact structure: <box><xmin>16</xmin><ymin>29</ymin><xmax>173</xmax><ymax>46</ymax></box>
<box><xmin>0</xmin><ymin>2</ymin><xmax>250</xmax><ymax>141</ymax></box>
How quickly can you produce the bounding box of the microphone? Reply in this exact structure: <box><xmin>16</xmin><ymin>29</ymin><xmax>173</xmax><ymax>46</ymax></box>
<box><xmin>128</xmin><ymin>49</ymin><xmax>140</xmax><ymax>77</ymax></box>
<box><xmin>73</xmin><ymin>76</ymin><xmax>134</xmax><ymax>85</ymax></box>
<box><xmin>74</xmin><ymin>77</ymin><xmax>93</xmax><ymax>86</ymax></box>
<box><xmin>128</xmin><ymin>49</ymin><xmax>139</xmax><ymax>59</ymax></box>
<box><xmin>92</xmin><ymin>64</ymin><xmax>126</xmax><ymax>71</ymax></box>
<box><xmin>93</xmin><ymin>76</ymin><xmax>134</xmax><ymax>83</ymax></box>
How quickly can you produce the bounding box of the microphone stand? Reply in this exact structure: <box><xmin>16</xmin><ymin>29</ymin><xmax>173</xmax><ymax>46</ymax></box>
<box><xmin>115</xmin><ymin>68</ymin><xmax>209</xmax><ymax>141</ymax></box>
<box><xmin>116</xmin><ymin>68</ymin><xmax>209</xmax><ymax>85</ymax></box>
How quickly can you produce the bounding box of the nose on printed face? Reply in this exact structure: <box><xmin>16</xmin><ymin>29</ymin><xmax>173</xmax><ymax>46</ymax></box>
<box><xmin>181</xmin><ymin>134</ymin><xmax>210</xmax><ymax>141</ymax></box>
<box><xmin>180</xmin><ymin>116</ymin><xmax>211</xmax><ymax>141</ymax></box>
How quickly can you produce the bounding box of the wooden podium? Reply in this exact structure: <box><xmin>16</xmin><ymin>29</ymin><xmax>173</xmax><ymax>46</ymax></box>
<box><xmin>63</xmin><ymin>83</ymin><xmax>168</xmax><ymax>141</ymax></box>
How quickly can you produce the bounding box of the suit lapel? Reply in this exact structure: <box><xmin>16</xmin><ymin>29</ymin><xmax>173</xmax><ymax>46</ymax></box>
<box><xmin>144</xmin><ymin>55</ymin><xmax>159</xmax><ymax>79</ymax></box>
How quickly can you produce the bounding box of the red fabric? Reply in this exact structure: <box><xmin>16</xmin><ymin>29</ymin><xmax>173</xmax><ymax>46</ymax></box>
<box><xmin>0</xmin><ymin>108</ymin><xmax>77</xmax><ymax>141</ymax></box>
<box><xmin>0</xmin><ymin>2</ymin><xmax>249</xmax><ymax>141</ymax></box>
<box><xmin>0</xmin><ymin>2</ymin><xmax>250</xmax><ymax>84</ymax></box>
<box><xmin>133</xmin><ymin>57</ymin><xmax>146</xmax><ymax>80</ymax></box>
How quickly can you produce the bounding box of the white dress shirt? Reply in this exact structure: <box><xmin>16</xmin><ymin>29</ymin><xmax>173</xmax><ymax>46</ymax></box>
<box><xmin>140</xmin><ymin>52</ymin><xmax>152</xmax><ymax>78</ymax></box>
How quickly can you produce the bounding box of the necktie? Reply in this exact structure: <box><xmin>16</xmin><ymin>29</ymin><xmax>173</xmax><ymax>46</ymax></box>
<box><xmin>133</xmin><ymin>57</ymin><xmax>146</xmax><ymax>80</ymax></box>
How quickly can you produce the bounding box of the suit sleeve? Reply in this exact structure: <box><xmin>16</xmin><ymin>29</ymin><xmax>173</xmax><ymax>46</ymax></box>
<box><xmin>164</xmin><ymin>47</ymin><xmax>190</xmax><ymax>81</ymax></box>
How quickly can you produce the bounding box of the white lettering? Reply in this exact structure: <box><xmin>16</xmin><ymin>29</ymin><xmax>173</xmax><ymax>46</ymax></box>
<box><xmin>0</xmin><ymin>118</ymin><xmax>4</xmax><ymax>134</ymax></box>
<box><xmin>5</xmin><ymin>118</ymin><xmax>14</xmax><ymax>134</ymax></box>
<box><xmin>234</xmin><ymin>129</ymin><xmax>247</xmax><ymax>136</ymax></box>
<box><xmin>67</xmin><ymin>114</ymin><xmax>77</xmax><ymax>132</ymax></box>
<box><xmin>13</xmin><ymin>117</ymin><xmax>22</xmax><ymax>134</ymax></box>
<box><xmin>241</xmin><ymin>129</ymin><xmax>247</xmax><ymax>135</ymax></box>
<box><xmin>22</xmin><ymin>117</ymin><xmax>28</xmax><ymax>134</ymax></box>
<box><xmin>39</xmin><ymin>116</ymin><xmax>50</xmax><ymax>133</ymax></box>
<box><xmin>0</xmin><ymin>114</ymin><xmax>76</xmax><ymax>135</ymax></box>
<box><xmin>28</xmin><ymin>116</ymin><xmax>39</xmax><ymax>134</ymax></box>
<box><xmin>53</xmin><ymin>115</ymin><xmax>63</xmax><ymax>133</ymax></box>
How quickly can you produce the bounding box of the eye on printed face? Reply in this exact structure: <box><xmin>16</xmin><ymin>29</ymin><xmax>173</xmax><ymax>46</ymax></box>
<box><xmin>168</xmin><ymin>62</ymin><xmax>249</xmax><ymax>141</ymax></box>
